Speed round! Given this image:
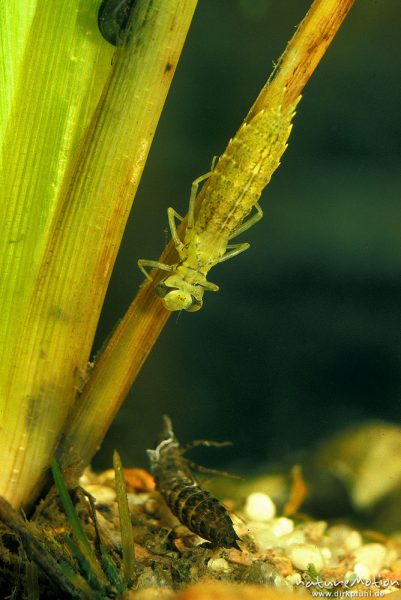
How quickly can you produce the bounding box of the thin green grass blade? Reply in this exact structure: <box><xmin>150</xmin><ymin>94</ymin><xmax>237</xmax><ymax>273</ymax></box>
<box><xmin>99</xmin><ymin>545</ymin><xmax>126</xmax><ymax>594</ymax></box>
<box><xmin>51</xmin><ymin>460</ymin><xmax>107</xmax><ymax>587</ymax></box>
<box><xmin>59</xmin><ymin>559</ymin><xmax>100</xmax><ymax>600</ymax></box>
<box><xmin>113</xmin><ymin>450</ymin><xmax>135</xmax><ymax>585</ymax></box>
<box><xmin>51</xmin><ymin>460</ymin><xmax>91</xmax><ymax>554</ymax></box>
<box><xmin>63</xmin><ymin>534</ymin><xmax>107</xmax><ymax>596</ymax></box>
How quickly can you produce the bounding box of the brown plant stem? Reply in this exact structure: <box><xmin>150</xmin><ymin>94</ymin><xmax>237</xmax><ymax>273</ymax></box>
<box><xmin>248</xmin><ymin>0</ymin><xmax>355</xmax><ymax>117</ymax></box>
<box><xmin>58</xmin><ymin>0</ymin><xmax>355</xmax><ymax>474</ymax></box>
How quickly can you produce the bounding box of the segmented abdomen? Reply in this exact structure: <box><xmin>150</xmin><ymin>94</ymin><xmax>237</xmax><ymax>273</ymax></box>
<box><xmin>196</xmin><ymin>101</ymin><xmax>299</xmax><ymax>238</ymax></box>
<box><xmin>156</xmin><ymin>472</ymin><xmax>240</xmax><ymax>549</ymax></box>
<box><xmin>149</xmin><ymin>428</ymin><xmax>241</xmax><ymax>550</ymax></box>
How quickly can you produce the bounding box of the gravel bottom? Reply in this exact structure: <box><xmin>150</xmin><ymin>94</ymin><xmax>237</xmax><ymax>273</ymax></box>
<box><xmin>81</xmin><ymin>469</ymin><xmax>401</xmax><ymax>598</ymax></box>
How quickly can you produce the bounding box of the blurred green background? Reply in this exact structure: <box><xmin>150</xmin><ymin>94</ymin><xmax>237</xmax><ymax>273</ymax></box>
<box><xmin>92</xmin><ymin>0</ymin><xmax>401</xmax><ymax>473</ymax></box>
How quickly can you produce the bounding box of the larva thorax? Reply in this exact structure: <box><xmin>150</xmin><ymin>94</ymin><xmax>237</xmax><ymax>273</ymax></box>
<box><xmin>147</xmin><ymin>417</ymin><xmax>241</xmax><ymax>550</ymax></box>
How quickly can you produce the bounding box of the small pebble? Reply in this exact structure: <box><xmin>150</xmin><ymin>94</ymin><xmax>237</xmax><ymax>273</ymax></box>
<box><xmin>271</xmin><ymin>517</ymin><xmax>294</xmax><ymax>537</ymax></box>
<box><xmin>126</xmin><ymin>492</ymin><xmax>149</xmax><ymax>507</ymax></box>
<box><xmin>321</xmin><ymin>547</ymin><xmax>332</xmax><ymax>561</ymax></box>
<box><xmin>244</xmin><ymin>492</ymin><xmax>276</xmax><ymax>521</ymax></box>
<box><xmin>207</xmin><ymin>558</ymin><xmax>231</xmax><ymax>573</ymax></box>
<box><xmin>241</xmin><ymin>561</ymin><xmax>280</xmax><ymax>585</ymax></box>
<box><xmin>123</xmin><ymin>468</ymin><xmax>155</xmax><ymax>492</ymax></box>
<box><xmin>344</xmin><ymin>530</ymin><xmax>363</xmax><ymax>552</ymax></box>
<box><xmin>279</xmin><ymin>530</ymin><xmax>306</xmax><ymax>548</ymax></box>
<box><xmin>353</xmin><ymin>543</ymin><xmax>387</xmax><ymax>576</ymax></box>
<box><xmin>96</xmin><ymin>468</ymin><xmax>115</xmax><ymax>485</ymax></box>
<box><xmin>286</xmin><ymin>543</ymin><xmax>324</xmax><ymax>571</ymax></box>
<box><xmin>354</xmin><ymin>562</ymin><xmax>371</xmax><ymax>579</ymax></box>
<box><xmin>247</xmin><ymin>523</ymin><xmax>278</xmax><ymax>550</ymax></box>
<box><xmin>85</xmin><ymin>484</ymin><xmax>116</xmax><ymax>504</ymax></box>
<box><xmin>300</xmin><ymin>520</ymin><xmax>327</xmax><ymax>541</ymax></box>
<box><xmin>327</xmin><ymin>524</ymin><xmax>352</xmax><ymax>543</ymax></box>
<box><xmin>248</xmin><ymin>521</ymin><xmax>305</xmax><ymax>552</ymax></box>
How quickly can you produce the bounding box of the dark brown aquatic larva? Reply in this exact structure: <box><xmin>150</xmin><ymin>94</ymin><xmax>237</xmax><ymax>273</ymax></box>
<box><xmin>147</xmin><ymin>416</ymin><xmax>241</xmax><ymax>550</ymax></box>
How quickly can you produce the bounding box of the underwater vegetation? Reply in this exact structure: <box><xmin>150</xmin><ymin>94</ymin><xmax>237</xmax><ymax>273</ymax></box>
<box><xmin>3</xmin><ymin>0</ymin><xmax>399</xmax><ymax>598</ymax></box>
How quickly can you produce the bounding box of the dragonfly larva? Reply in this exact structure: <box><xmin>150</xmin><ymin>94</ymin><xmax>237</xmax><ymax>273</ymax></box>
<box><xmin>138</xmin><ymin>99</ymin><xmax>299</xmax><ymax>312</ymax></box>
<box><xmin>147</xmin><ymin>416</ymin><xmax>241</xmax><ymax>550</ymax></box>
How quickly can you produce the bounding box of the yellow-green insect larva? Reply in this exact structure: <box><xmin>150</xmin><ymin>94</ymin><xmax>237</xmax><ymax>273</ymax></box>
<box><xmin>138</xmin><ymin>98</ymin><xmax>300</xmax><ymax>312</ymax></box>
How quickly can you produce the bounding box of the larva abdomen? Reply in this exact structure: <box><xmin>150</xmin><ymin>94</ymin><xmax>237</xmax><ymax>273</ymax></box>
<box><xmin>156</xmin><ymin>471</ymin><xmax>240</xmax><ymax>548</ymax></box>
<box><xmin>196</xmin><ymin>103</ymin><xmax>298</xmax><ymax>237</ymax></box>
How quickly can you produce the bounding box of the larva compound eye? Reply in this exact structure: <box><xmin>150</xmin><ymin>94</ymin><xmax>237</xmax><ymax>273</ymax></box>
<box><xmin>154</xmin><ymin>282</ymin><xmax>172</xmax><ymax>299</ymax></box>
<box><xmin>188</xmin><ymin>295</ymin><xmax>203</xmax><ymax>312</ymax></box>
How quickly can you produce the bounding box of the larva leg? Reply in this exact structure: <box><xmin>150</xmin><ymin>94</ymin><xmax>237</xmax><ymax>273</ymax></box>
<box><xmin>137</xmin><ymin>259</ymin><xmax>172</xmax><ymax>281</ymax></box>
<box><xmin>219</xmin><ymin>242</ymin><xmax>250</xmax><ymax>263</ymax></box>
<box><xmin>228</xmin><ymin>202</ymin><xmax>263</xmax><ymax>240</ymax></box>
<box><xmin>188</xmin><ymin>171</ymin><xmax>212</xmax><ymax>229</ymax></box>
<box><xmin>201</xmin><ymin>279</ymin><xmax>219</xmax><ymax>292</ymax></box>
<box><xmin>185</xmin><ymin>460</ymin><xmax>242</xmax><ymax>480</ymax></box>
<box><xmin>167</xmin><ymin>207</ymin><xmax>185</xmax><ymax>257</ymax></box>
<box><xmin>210</xmin><ymin>155</ymin><xmax>219</xmax><ymax>170</ymax></box>
<box><xmin>182</xmin><ymin>439</ymin><xmax>232</xmax><ymax>452</ymax></box>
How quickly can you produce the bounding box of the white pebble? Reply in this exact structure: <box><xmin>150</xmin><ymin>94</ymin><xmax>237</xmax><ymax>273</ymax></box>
<box><xmin>385</xmin><ymin>547</ymin><xmax>398</xmax><ymax>566</ymax></box>
<box><xmin>244</xmin><ymin>492</ymin><xmax>276</xmax><ymax>521</ymax></box>
<box><xmin>353</xmin><ymin>543</ymin><xmax>386</xmax><ymax>576</ymax></box>
<box><xmin>127</xmin><ymin>493</ymin><xmax>148</xmax><ymax>506</ymax></box>
<box><xmin>207</xmin><ymin>558</ymin><xmax>230</xmax><ymax>572</ymax></box>
<box><xmin>279</xmin><ymin>530</ymin><xmax>306</xmax><ymax>547</ymax></box>
<box><xmin>85</xmin><ymin>484</ymin><xmax>116</xmax><ymax>504</ymax></box>
<box><xmin>354</xmin><ymin>563</ymin><xmax>371</xmax><ymax>579</ymax></box>
<box><xmin>247</xmin><ymin>523</ymin><xmax>278</xmax><ymax>550</ymax></box>
<box><xmin>286</xmin><ymin>544</ymin><xmax>324</xmax><ymax>571</ymax></box>
<box><xmin>271</xmin><ymin>517</ymin><xmax>294</xmax><ymax>537</ymax></box>
<box><xmin>321</xmin><ymin>547</ymin><xmax>332</xmax><ymax>561</ymax></box>
<box><xmin>344</xmin><ymin>530</ymin><xmax>363</xmax><ymax>552</ymax></box>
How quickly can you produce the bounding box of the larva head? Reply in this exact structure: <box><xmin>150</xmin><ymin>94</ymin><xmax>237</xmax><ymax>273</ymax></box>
<box><xmin>155</xmin><ymin>275</ymin><xmax>204</xmax><ymax>312</ymax></box>
<box><xmin>147</xmin><ymin>416</ymin><xmax>179</xmax><ymax>472</ymax></box>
